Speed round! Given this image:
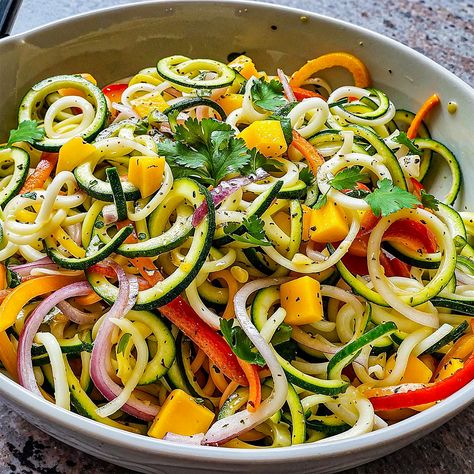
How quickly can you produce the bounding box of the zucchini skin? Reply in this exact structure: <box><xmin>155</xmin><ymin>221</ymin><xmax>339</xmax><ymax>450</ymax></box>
<box><xmin>0</xmin><ymin>147</ymin><xmax>30</xmax><ymax>208</ymax></box>
<box><xmin>18</xmin><ymin>75</ymin><xmax>108</xmax><ymax>152</ymax></box>
<box><xmin>45</xmin><ymin>225</ymin><xmax>133</xmax><ymax>270</ymax></box>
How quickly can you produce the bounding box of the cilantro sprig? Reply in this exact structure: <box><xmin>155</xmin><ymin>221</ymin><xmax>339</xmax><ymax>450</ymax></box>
<box><xmin>250</xmin><ymin>78</ymin><xmax>286</xmax><ymax>111</ymax></box>
<box><xmin>220</xmin><ymin>318</ymin><xmax>266</xmax><ymax>366</ymax></box>
<box><xmin>225</xmin><ymin>215</ymin><xmax>271</xmax><ymax>246</ymax></box>
<box><xmin>393</xmin><ymin>131</ymin><xmax>421</xmax><ymax>156</ymax></box>
<box><xmin>157</xmin><ymin>118</ymin><xmax>279</xmax><ymax>186</ymax></box>
<box><xmin>365</xmin><ymin>178</ymin><xmax>420</xmax><ymax>217</ymax></box>
<box><xmin>329</xmin><ymin>166</ymin><xmax>369</xmax><ymax>191</ymax></box>
<box><xmin>420</xmin><ymin>189</ymin><xmax>440</xmax><ymax>211</ymax></box>
<box><xmin>7</xmin><ymin>120</ymin><xmax>45</xmax><ymax>147</ymax></box>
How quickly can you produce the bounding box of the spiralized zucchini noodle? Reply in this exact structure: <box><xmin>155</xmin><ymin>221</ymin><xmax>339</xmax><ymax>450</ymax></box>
<box><xmin>0</xmin><ymin>51</ymin><xmax>473</xmax><ymax>448</ymax></box>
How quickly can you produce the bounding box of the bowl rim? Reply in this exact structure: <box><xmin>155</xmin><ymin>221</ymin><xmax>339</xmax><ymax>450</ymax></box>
<box><xmin>1</xmin><ymin>0</ymin><xmax>473</xmax><ymax>463</ymax></box>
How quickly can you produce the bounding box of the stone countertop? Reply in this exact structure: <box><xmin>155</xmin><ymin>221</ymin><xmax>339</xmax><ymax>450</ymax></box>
<box><xmin>2</xmin><ymin>0</ymin><xmax>474</xmax><ymax>473</ymax></box>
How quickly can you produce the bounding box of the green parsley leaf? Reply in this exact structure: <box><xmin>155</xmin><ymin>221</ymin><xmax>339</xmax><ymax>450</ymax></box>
<box><xmin>393</xmin><ymin>131</ymin><xmax>421</xmax><ymax>156</ymax></box>
<box><xmin>364</xmin><ymin>179</ymin><xmax>420</xmax><ymax>217</ymax></box>
<box><xmin>228</xmin><ymin>215</ymin><xmax>271</xmax><ymax>246</ymax></box>
<box><xmin>420</xmin><ymin>190</ymin><xmax>439</xmax><ymax>211</ymax></box>
<box><xmin>250</xmin><ymin>78</ymin><xmax>286</xmax><ymax>111</ymax></box>
<box><xmin>220</xmin><ymin>319</ymin><xmax>266</xmax><ymax>366</ymax></box>
<box><xmin>313</xmin><ymin>191</ymin><xmax>328</xmax><ymax>210</ymax></box>
<box><xmin>329</xmin><ymin>166</ymin><xmax>369</xmax><ymax>191</ymax></box>
<box><xmin>7</xmin><ymin>120</ymin><xmax>45</xmax><ymax>147</ymax></box>
<box><xmin>231</xmin><ymin>233</ymin><xmax>272</xmax><ymax>246</ymax></box>
<box><xmin>299</xmin><ymin>167</ymin><xmax>315</xmax><ymax>186</ymax></box>
<box><xmin>157</xmin><ymin>118</ymin><xmax>251</xmax><ymax>186</ymax></box>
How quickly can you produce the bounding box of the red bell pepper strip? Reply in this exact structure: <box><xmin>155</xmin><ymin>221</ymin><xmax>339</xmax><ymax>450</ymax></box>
<box><xmin>368</xmin><ymin>350</ymin><xmax>474</xmax><ymax>411</ymax></box>
<box><xmin>20</xmin><ymin>153</ymin><xmax>58</xmax><ymax>193</ymax></box>
<box><xmin>290</xmin><ymin>130</ymin><xmax>325</xmax><ymax>174</ymax></box>
<box><xmin>410</xmin><ymin>177</ymin><xmax>424</xmax><ymax>200</ymax></box>
<box><xmin>291</xmin><ymin>87</ymin><xmax>326</xmax><ymax>102</ymax></box>
<box><xmin>160</xmin><ymin>297</ymin><xmax>248</xmax><ymax>386</ymax></box>
<box><xmin>102</xmin><ymin>83</ymin><xmax>128</xmax><ymax>104</ymax></box>
<box><xmin>379</xmin><ymin>250</ymin><xmax>411</xmax><ymax>278</ymax></box>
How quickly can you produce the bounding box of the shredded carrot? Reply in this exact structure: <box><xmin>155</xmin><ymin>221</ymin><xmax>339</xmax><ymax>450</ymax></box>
<box><xmin>0</xmin><ymin>264</ymin><xmax>6</xmax><ymax>290</ymax></box>
<box><xmin>20</xmin><ymin>152</ymin><xmax>58</xmax><ymax>193</ymax></box>
<box><xmin>219</xmin><ymin>380</ymin><xmax>240</xmax><ymax>408</ymax></box>
<box><xmin>191</xmin><ymin>348</ymin><xmax>207</xmax><ymax>373</ymax></box>
<box><xmin>407</xmin><ymin>94</ymin><xmax>440</xmax><ymax>139</ymax></box>
<box><xmin>237</xmin><ymin>359</ymin><xmax>261</xmax><ymax>413</ymax></box>
<box><xmin>0</xmin><ymin>332</ymin><xmax>17</xmax><ymax>379</ymax></box>
<box><xmin>209</xmin><ymin>270</ymin><xmax>240</xmax><ymax>319</ymax></box>
<box><xmin>290</xmin><ymin>130</ymin><xmax>325</xmax><ymax>174</ymax></box>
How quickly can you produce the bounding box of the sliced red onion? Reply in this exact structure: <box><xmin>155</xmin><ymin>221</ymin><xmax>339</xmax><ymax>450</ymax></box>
<box><xmin>305</xmin><ymin>241</ymin><xmax>328</xmax><ymax>262</ymax></box>
<box><xmin>17</xmin><ymin>281</ymin><xmax>92</xmax><ymax>396</ymax></box>
<box><xmin>103</xmin><ymin>204</ymin><xmax>119</xmax><ymax>225</ymax></box>
<box><xmin>10</xmin><ymin>257</ymin><xmax>57</xmax><ymax>277</ymax></box>
<box><xmin>455</xmin><ymin>269</ymin><xmax>474</xmax><ymax>286</ymax></box>
<box><xmin>65</xmin><ymin>223</ymin><xmax>82</xmax><ymax>246</ymax></box>
<box><xmin>277</xmin><ymin>69</ymin><xmax>296</xmax><ymax>102</ymax></box>
<box><xmin>57</xmin><ymin>300</ymin><xmax>100</xmax><ymax>325</ymax></box>
<box><xmin>192</xmin><ymin>169</ymin><xmax>269</xmax><ymax>227</ymax></box>
<box><xmin>202</xmin><ymin>277</ymin><xmax>291</xmax><ymax>446</ymax></box>
<box><xmin>163</xmin><ymin>432</ymin><xmax>205</xmax><ymax>445</ymax></box>
<box><xmin>112</xmin><ymin>102</ymin><xmax>140</xmax><ymax>119</ymax></box>
<box><xmin>90</xmin><ymin>260</ymin><xmax>159</xmax><ymax>421</ymax></box>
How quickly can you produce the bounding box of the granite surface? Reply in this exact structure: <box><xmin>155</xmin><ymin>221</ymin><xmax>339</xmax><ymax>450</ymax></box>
<box><xmin>2</xmin><ymin>0</ymin><xmax>474</xmax><ymax>473</ymax></box>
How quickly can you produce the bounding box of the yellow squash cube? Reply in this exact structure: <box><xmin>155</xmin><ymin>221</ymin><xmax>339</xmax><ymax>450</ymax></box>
<box><xmin>304</xmin><ymin>200</ymin><xmax>349</xmax><ymax>243</ymax></box>
<box><xmin>238</xmin><ymin>120</ymin><xmax>287</xmax><ymax>158</ymax></box>
<box><xmin>148</xmin><ymin>389</ymin><xmax>215</xmax><ymax>439</ymax></box>
<box><xmin>280</xmin><ymin>276</ymin><xmax>323</xmax><ymax>325</ymax></box>
<box><xmin>128</xmin><ymin>156</ymin><xmax>166</xmax><ymax>198</ymax></box>
<box><xmin>131</xmin><ymin>91</ymin><xmax>169</xmax><ymax>118</ymax></box>
<box><xmin>385</xmin><ymin>355</ymin><xmax>433</xmax><ymax>384</ymax></box>
<box><xmin>216</xmin><ymin>93</ymin><xmax>244</xmax><ymax>115</ymax></box>
<box><xmin>228</xmin><ymin>55</ymin><xmax>259</xmax><ymax>80</ymax></box>
<box><xmin>57</xmin><ymin>137</ymin><xmax>97</xmax><ymax>173</ymax></box>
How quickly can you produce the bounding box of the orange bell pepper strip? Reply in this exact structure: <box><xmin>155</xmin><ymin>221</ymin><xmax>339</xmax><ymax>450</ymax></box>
<box><xmin>20</xmin><ymin>152</ymin><xmax>58</xmax><ymax>193</ymax></box>
<box><xmin>237</xmin><ymin>358</ymin><xmax>261</xmax><ymax>413</ymax></box>
<box><xmin>209</xmin><ymin>270</ymin><xmax>240</xmax><ymax>319</ymax></box>
<box><xmin>290</xmin><ymin>52</ymin><xmax>371</xmax><ymax>88</ymax></box>
<box><xmin>73</xmin><ymin>290</ymin><xmax>102</xmax><ymax>306</ymax></box>
<box><xmin>407</xmin><ymin>94</ymin><xmax>440</xmax><ymax>139</ymax></box>
<box><xmin>290</xmin><ymin>130</ymin><xmax>325</xmax><ymax>174</ymax></box>
<box><xmin>0</xmin><ymin>274</ymin><xmax>84</xmax><ymax>377</ymax></box>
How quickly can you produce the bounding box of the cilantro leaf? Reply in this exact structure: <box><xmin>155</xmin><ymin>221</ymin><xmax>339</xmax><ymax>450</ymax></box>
<box><xmin>117</xmin><ymin>333</ymin><xmax>131</xmax><ymax>355</ymax></box>
<box><xmin>251</xmin><ymin>78</ymin><xmax>286</xmax><ymax>111</ymax></box>
<box><xmin>420</xmin><ymin>190</ymin><xmax>439</xmax><ymax>211</ymax></box>
<box><xmin>393</xmin><ymin>132</ymin><xmax>421</xmax><ymax>156</ymax></box>
<box><xmin>313</xmin><ymin>191</ymin><xmax>328</xmax><ymax>210</ymax></box>
<box><xmin>329</xmin><ymin>166</ymin><xmax>369</xmax><ymax>191</ymax></box>
<box><xmin>364</xmin><ymin>179</ymin><xmax>420</xmax><ymax>217</ymax></box>
<box><xmin>271</xmin><ymin>323</ymin><xmax>292</xmax><ymax>346</ymax></box>
<box><xmin>157</xmin><ymin>118</ymin><xmax>252</xmax><ymax>185</ymax></box>
<box><xmin>241</xmin><ymin>148</ymin><xmax>282</xmax><ymax>175</ymax></box>
<box><xmin>7</xmin><ymin>120</ymin><xmax>45</xmax><ymax>147</ymax></box>
<box><xmin>299</xmin><ymin>167</ymin><xmax>315</xmax><ymax>186</ymax></box>
<box><xmin>220</xmin><ymin>319</ymin><xmax>266</xmax><ymax>366</ymax></box>
<box><xmin>227</xmin><ymin>215</ymin><xmax>271</xmax><ymax>246</ymax></box>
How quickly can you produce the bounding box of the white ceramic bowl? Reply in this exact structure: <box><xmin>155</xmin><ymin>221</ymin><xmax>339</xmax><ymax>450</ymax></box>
<box><xmin>0</xmin><ymin>1</ymin><xmax>473</xmax><ymax>472</ymax></box>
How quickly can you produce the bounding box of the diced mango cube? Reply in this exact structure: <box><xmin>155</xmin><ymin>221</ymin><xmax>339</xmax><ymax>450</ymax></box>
<box><xmin>128</xmin><ymin>156</ymin><xmax>166</xmax><ymax>198</ymax></box>
<box><xmin>280</xmin><ymin>276</ymin><xmax>323</xmax><ymax>325</ymax></box>
<box><xmin>385</xmin><ymin>355</ymin><xmax>433</xmax><ymax>384</ymax></box>
<box><xmin>131</xmin><ymin>91</ymin><xmax>169</xmax><ymax>118</ymax></box>
<box><xmin>57</xmin><ymin>137</ymin><xmax>97</xmax><ymax>173</ymax></box>
<box><xmin>58</xmin><ymin>73</ymin><xmax>97</xmax><ymax>97</ymax></box>
<box><xmin>148</xmin><ymin>389</ymin><xmax>215</xmax><ymax>439</ymax></box>
<box><xmin>228</xmin><ymin>55</ymin><xmax>259</xmax><ymax>80</ymax></box>
<box><xmin>238</xmin><ymin>120</ymin><xmax>287</xmax><ymax>158</ymax></box>
<box><xmin>216</xmin><ymin>93</ymin><xmax>244</xmax><ymax>115</ymax></box>
<box><xmin>303</xmin><ymin>200</ymin><xmax>349</xmax><ymax>243</ymax></box>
